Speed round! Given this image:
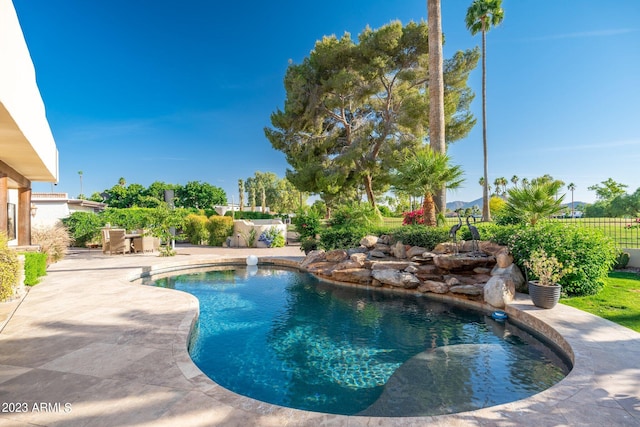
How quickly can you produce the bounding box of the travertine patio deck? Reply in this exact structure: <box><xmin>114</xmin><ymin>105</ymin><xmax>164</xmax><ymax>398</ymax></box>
<box><xmin>0</xmin><ymin>245</ymin><xmax>639</xmax><ymax>426</ymax></box>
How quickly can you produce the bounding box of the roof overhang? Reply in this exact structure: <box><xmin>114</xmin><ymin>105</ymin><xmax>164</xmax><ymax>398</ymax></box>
<box><xmin>0</xmin><ymin>0</ymin><xmax>59</xmax><ymax>189</ymax></box>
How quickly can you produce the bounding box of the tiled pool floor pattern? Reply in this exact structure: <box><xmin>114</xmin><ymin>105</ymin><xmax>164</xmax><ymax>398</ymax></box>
<box><xmin>0</xmin><ymin>245</ymin><xmax>639</xmax><ymax>426</ymax></box>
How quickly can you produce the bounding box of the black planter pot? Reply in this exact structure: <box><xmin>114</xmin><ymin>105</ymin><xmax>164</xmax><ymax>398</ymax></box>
<box><xmin>528</xmin><ymin>281</ymin><xmax>561</xmax><ymax>309</ymax></box>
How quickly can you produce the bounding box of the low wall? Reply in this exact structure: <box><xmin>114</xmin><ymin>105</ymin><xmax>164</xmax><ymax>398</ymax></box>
<box><xmin>232</xmin><ymin>220</ymin><xmax>286</xmax><ymax>248</ymax></box>
<box><xmin>625</xmin><ymin>248</ymin><xmax>640</xmax><ymax>268</ymax></box>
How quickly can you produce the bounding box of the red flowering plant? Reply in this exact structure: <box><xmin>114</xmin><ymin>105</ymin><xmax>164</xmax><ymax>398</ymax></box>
<box><xmin>625</xmin><ymin>218</ymin><xmax>640</xmax><ymax>229</ymax></box>
<box><xmin>402</xmin><ymin>209</ymin><xmax>425</xmax><ymax>225</ymax></box>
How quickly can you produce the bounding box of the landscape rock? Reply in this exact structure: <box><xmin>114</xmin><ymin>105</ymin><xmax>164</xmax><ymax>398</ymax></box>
<box><xmin>300</xmin><ymin>250</ymin><xmax>326</xmax><ymax>269</ymax></box>
<box><xmin>378</xmin><ymin>235</ymin><xmax>392</xmax><ymax>245</ymax></box>
<box><xmin>392</xmin><ymin>242</ymin><xmax>407</xmax><ymax>259</ymax></box>
<box><xmin>450</xmin><ymin>284</ymin><xmax>483</xmax><ymax>296</ymax></box>
<box><xmin>433</xmin><ymin>254</ymin><xmax>496</xmax><ymax>270</ymax></box>
<box><xmin>350</xmin><ymin>252</ymin><xmax>367</xmax><ymax>266</ymax></box>
<box><xmin>372</xmin><ymin>270</ymin><xmax>420</xmax><ymax>289</ymax></box>
<box><xmin>495</xmin><ymin>250</ymin><xmax>514</xmax><ymax>268</ymax></box>
<box><xmin>326</xmin><ymin>249</ymin><xmax>348</xmax><ymax>263</ymax></box>
<box><xmin>473</xmin><ymin>267</ymin><xmax>491</xmax><ymax>274</ymax></box>
<box><xmin>419</xmin><ymin>280</ymin><xmax>449</xmax><ymax>294</ymax></box>
<box><xmin>347</xmin><ymin>246</ymin><xmax>369</xmax><ymax>256</ymax></box>
<box><xmin>484</xmin><ymin>276</ymin><xmax>515</xmax><ymax>308</ymax></box>
<box><xmin>404</xmin><ymin>265</ymin><xmax>418</xmax><ymax>274</ymax></box>
<box><xmin>374</xmin><ymin>244</ymin><xmax>391</xmax><ymax>253</ymax></box>
<box><xmin>306</xmin><ymin>261</ymin><xmax>337</xmax><ymax>276</ymax></box>
<box><xmin>360</xmin><ymin>235</ymin><xmax>379</xmax><ymax>248</ymax></box>
<box><xmin>334</xmin><ymin>260</ymin><xmax>362</xmax><ymax>271</ymax></box>
<box><xmin>406</xmin><ymin>246</ymin><xmax>428</xmax><ymax>258</ymax></box>
<box><xmin>491</xmin><ymin>263</ymin><xmax>526</xmax><ymax>293</ymax></box>
<box><xmin>370</xmin><ymin>260</ymin><xmax>413</xmax><ymax>271</ymax></box>
<box><xmin>331</xmin><ymin>268</ymin><xmax>372</xmax><ymax>285</ymax></box>
<box><xmin>369</xmin><ymin>250</ymin><xmax>387</xmax><ymax>258</ymax></box>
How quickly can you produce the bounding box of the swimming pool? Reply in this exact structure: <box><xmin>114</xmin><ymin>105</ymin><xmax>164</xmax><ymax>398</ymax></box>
<box><xmin>153</xmin><ymin>266</ymin><xmax>570</xmax><ymax>416</ymax></box>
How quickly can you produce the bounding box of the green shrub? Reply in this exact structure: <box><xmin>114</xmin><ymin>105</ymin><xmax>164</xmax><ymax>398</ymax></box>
<box><xmin>0</xmin><ymin>233</ymin><xmax>19</xmax><ymax>301</ymax></box>
<box><xmin>62</xmin><ymin>212</ymin><xmax>103</xmax><ymax>247</ymax></box>
<box><xmin>225</xmin><ymin>211</ymin><xmax>274</xmax><ymax>220</ymax></box>
<box><xmin>390</xmin><ymin>225</ymin><xmax>450</xmax><ymax>250</ymax></box>
<box><xmin>458</xmin><ymin>222</ymin><xmax>516</xmax><ymax>246</ymax></box>
<box><xmin>508</xmin><ymin>222</ymin><xmax>617</xmax><ymax>296</ymax></box>
<box><xmin>101</xmin><ymin>207</ymin><xmax>157</xmax><ymax>232</ymax></box>
<box><xmin>23</xmin><ymin>252</ymin><xmax>47</xmax><ymax>286</ymax></box>
<box><xmin>292</xmin><ymin>210</ymin><xmax>321</xmax><ymax>240</ymax></box>
<box><xmin>207</xmin><ymin>216</ymin><xmax>234</xmax><ymax>246</ymax></box>
<box><xmin>184</xmin><ymin>214</ymin><xmax>209</xmax><ymax>245</ymax></box>
<box><xmin>31</xmin><ymin>224</ymin><xmax>70</xmax><ymax>263</ymax></box>
<box><xmin>320</xmin><ymin>226</ymin><xmax>368</xmax><ymax>251</ymax></box>
<box><xmin>329</xmin><ymin>202</ymin><xmax>382</xmax><ymax>229</ymax></box>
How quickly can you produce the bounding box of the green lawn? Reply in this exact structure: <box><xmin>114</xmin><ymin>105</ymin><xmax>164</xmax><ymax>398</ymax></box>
<box><xmin>561</xmin><ymin>271</ymin><xmax>640</xmax><ymax>332</ymax></box>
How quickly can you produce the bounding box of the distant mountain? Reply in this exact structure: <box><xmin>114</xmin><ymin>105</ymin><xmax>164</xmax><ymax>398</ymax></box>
<box><xmin>446</xmin><ymin>198</ymin><xmax>589</xmax><ymax>212</ymax></box>
<box><xmin>447</xmin><ymin>198</ymin><xmax>483</xmax><ymax>211</ymax></box>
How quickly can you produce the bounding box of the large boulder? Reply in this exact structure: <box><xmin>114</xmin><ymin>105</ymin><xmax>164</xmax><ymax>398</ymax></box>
<box><xmin>491</xmin><ymin>263</ymin><xmax>526</xmax><ymax>293</ymax></box>
<box><xmin>300</xmin><ymin>250</ymin><xmax>326</xmax><ymax>269</ymax></box>
<box><xmin>347</xmin><ymin>246</ymin><xmax>369</xmax><ymax>256</ymax></box>
<box><xmin>371</xmin><ymin>270</ymin><xmax>420</xmax><ymax>289</ymax></box>
<box><xmin>484</xmin><ymin>276</ymin><xmax>515</xmax><ymax>308</ymax></box>
<box><xmin>350</xmin><ymin>252</ymin><xmax>367</xmax><ymax>266</ymax></box>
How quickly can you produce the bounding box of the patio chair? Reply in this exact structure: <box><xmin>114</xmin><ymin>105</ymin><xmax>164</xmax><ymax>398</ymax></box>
<box><xmin>108</xmin><ymin>229</ymin><xmax>131</xmax><ymax>255</ymax></box>
<box><xmin>101</xmin><ymin>228</ymin><xmax>111</xmax><ymax>254</ymax></box>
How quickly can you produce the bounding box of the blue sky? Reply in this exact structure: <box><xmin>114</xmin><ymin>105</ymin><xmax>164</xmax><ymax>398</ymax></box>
<box><xmin>13</xmin><ymin>0</ymin><xmax>640</xmax><ymax>204</ymax></box>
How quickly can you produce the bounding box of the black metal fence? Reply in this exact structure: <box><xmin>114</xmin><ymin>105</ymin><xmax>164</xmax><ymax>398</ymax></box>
<box><xmin>550</xmin><ymin>217</ymin><xmax>640</xmax><ymax>249</ymax></box>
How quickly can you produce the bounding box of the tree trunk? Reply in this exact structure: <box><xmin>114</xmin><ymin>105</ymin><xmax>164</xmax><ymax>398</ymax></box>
<box><xmin>422</xmin><ymin>192</ymin><xmax>437</xmax><ymax>227</ymax></box>
<box><xmin>481</xmin><ymin>29</ymin><xmax>492</xmax><ymax>222</ymax></box>
<box><xmin>428</xmin><ymin>0</ymin><xmax>447</xmax><ymax>215</ymax></box>
<box><xmin>363</xmin><ymin>174</ymin><xmax>377</xmax><ymax>210</ymax></box>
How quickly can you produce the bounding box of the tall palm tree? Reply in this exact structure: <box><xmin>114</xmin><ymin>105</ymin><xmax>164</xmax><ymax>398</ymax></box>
<box><xmin>427</xmin><ymin>0</ymin><xmax>447</xmax><ymax>214</ymax></box>
<box><xmin>567</xmin><ymin>182</ymin><xmax>576</xmax><ymax>218</ymax></box>
<box><xmin>393</xmin><ymin>148</ymin><xmax>464</xmax><ymax>227</ymax></box>
<box><xmin>511</xmin><ymin>175</ymin><xmax>519</xmax><ymax>188</ymax></box>
<box><xmin>238</xmin><ymin>179</ymin><xmax>245</xmax><ymax>211</ymax></box>
<box><xmin>78</xmin><ymin>170</ymin><xmax>83</xmax><ymax>198</ymax></box>
<box><xmin>465</xmin><ymin>0</ymin><xmax>504</xmax><ymax>222</ymax></box>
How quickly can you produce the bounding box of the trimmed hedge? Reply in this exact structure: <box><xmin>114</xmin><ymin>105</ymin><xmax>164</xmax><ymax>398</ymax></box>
<box><xmin>390</xmin><ymin>225</ymin><xmax>450</xmax><ymax>250</ymax></box>
<box><xmin>23</xmin><ymin>252</ymin><xmax>47</xmax><ymax>286</ymax></box>
<box><xmin>184</xmin><ymin>214</ymin><xmax>209</xmax><ymax>245</ymax></box>
<box><xmin>206</xmin><ymin>216</ymin><xmax>234</xmax><ymax>246</ymax></box>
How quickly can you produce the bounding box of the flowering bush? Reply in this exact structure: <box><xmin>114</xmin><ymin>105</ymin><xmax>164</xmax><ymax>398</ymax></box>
<box><xmin>402</xmin><ymin>209</ymin><xmax>425</xmax><ymax>225</ymax></box>
<box><xmin>259</xmin><ymin>227</ymin><xmax>285</xmax><ymax>248</ymax></box>
<box><xmin>625</xmin><ymin>218</ymin><xmax>640</xmax><ymax>229</ymax></box>
<box><xmin>292</xmin><ymin>210</ymin><xmax>321</xmax><ymax>240</ymax></box>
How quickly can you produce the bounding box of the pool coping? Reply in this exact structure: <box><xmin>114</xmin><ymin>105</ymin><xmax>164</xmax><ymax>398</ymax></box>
<box><xmin>1</xmin><ymin>247</ymin><xmax>639</xmax><ymax>426</ymax></box>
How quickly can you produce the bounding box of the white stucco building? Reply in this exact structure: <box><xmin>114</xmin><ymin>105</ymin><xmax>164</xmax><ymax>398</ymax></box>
<box><xmin>0</xmin><ymin>0</ymin><xmax>59</xmax><ymax>246</ymax></box>
<box><xmin>31</xmin><ymin>193</ymin><xmax>105</xmax><ymax>228</ymax></box>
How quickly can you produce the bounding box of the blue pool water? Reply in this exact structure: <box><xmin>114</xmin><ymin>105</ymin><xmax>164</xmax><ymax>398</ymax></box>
<box><xmin>153</xmin><ymin>266</ymin><xmax>570</xmax><ymax>416</ymax></box>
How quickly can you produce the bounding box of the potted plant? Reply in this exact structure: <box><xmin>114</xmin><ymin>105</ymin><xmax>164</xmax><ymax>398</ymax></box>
<box><xmin>524</xmin><ymin>248</ymin><xmax>565</xmax><ymax>309</ymax></box>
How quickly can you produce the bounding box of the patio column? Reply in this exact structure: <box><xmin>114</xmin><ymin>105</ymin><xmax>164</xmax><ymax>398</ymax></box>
<box><xmin>17</xmin><ymin>187</ymin><xmax>31</xmax><ymax>246</ymax></box>
<box><xmin>0</xmin><ymin>175</ymin><xmax>6</xmax><ymax>237</ymax></box>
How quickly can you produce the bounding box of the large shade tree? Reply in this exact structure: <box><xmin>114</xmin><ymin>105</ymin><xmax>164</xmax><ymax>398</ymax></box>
<box><xmin>266</xmin><ymin>21</ymin><xmax>478</xmax><ymax>211</ymax></box>
<box><xmin>465</xmin><ymin>0</ymin><xmax>504</xmax><ymax>222</ymax></box>
<box><xmin>392</xmin><ymin>148</ymin><xmax>465</xmax><ymax>226</ymax></box>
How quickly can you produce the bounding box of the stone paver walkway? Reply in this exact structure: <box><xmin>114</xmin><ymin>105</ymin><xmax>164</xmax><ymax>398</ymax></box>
<box><xmin>0</xmin><ymin>245</ymin><xmax>639</xmax><ymax>426</ymax></box>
